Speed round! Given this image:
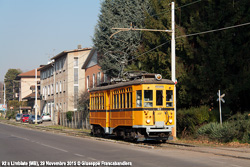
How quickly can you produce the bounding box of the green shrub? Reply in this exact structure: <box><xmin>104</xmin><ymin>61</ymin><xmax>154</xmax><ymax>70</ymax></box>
<box><xmin>177</xmin><ymin>106</ymin><xmax>213</xmax><ymax>138</ymax></box>
<box><xmin>5</xmin><ymin>110</ymin><xmax>16</xmax><ymax>120</ymax></box>
<box><xmin>66</xmin><ymin>111</ymin><xmax>74</xmax><ymax>122</ymax></box>
<box><xmin>197</xmin><ymin>112</ymin><xmax>250</xmax><ymax>143</ymax></box>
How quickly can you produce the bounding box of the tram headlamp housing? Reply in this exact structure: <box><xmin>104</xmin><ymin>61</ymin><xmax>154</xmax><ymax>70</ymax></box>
<box><xmin>169</xmin><ymin>119</ymin><xmax>173</xmax><ymax>124</ymax></box>
<box><xmin>146</xmin><ymin>119</ymin><xmax>151</xmax><ymax>124</ymax></box>
<box><xmin>155</xmin><ymin>74</ymin><xmax>162</xmax><ymax>81</ymax></box>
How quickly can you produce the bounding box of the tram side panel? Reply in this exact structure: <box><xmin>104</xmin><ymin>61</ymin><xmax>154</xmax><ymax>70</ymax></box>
<box><xmin>89</xmin><ymin>91</ymin><xmax>109</xmax><ymax>130</ymax></box>
<box><xmin>110</xmin><ymin>88</ymin><xmax>133</xmax><ymax>131</ymax></box>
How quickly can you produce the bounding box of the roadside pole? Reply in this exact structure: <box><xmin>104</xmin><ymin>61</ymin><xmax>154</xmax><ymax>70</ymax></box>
<box><xmin>171</xmin><ymin>2</ymin><xmax>176</xmax><ymax>138</ymax></box>
<box><xmin>35</xmin><ymin>68</ymin><xmax>38</xmax><ymax>124</ymax></box>
<box><xmin>217</xmin><ymin>90</ymin><xmax>225</xmax><ymax>125</ymax></box>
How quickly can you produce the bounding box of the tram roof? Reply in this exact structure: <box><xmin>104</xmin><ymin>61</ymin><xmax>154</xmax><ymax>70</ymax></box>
<box><xmin>89</xmin><ymin>78</ymin><xmax>174</xmax><ymax>92</ymax></box>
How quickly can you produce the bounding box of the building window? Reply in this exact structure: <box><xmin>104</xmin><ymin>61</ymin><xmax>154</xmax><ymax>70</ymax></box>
<box><xmin>44</xmin><ymin>86</ymin><xmax>47</xmax><ymax>100</ymax></box>
<box><xmin>51</xmin><ymin>84</ymin><xmax>54</xmax><ymax>95</ymax></box>
<box><xmin>74</xmin><ymin>57</ymin><xmax>78</xmax><ymax>67</ymax></box>
<box><xmin>56</xmin><ymin>82</ymin><xmax>58</xmax><ymax>93</ymax></box>
<box><xmin>63</xmin><ymin>80</ymin><xmax>66</xmax><ymax>92</ymax></box>
<box><xmin>87</xmin><ymin>76</ymin><xmax>89</xmax><ymax>90</ymax></box>
<box><xmin>58</xmin><ymin>60</ymin><xmax>62</xmax><ymax>72</ymax></box>
<box><xmin>59</xmin><ymin>81</ymin><xmax>62</xmax><ymax>93</ymax></box>
<box><xmin>56</xmin><ymin>61</ymin><xmax>59</xmax><ymax>72</ymax></box>
<box><xmin>74</xmin><ymin>68</ymin><xmax>78</xmax><ymax>84</ymax></box>
<box><xmin>51</xmin><ymin>67</ymin><xmax>53</xmax><ymax>76</ymax></box>
<box><xmin>104</xmin><ymin>73</ymin><xmax>107</xmax><ymax>82</ymax></box>
<box><xmin>92</xmin><ymin>74</ymin><xmax>95</xmax><ymax>88</ymax></box>
<box><xmin>48</xmin><ymin>85</ymin><xmax>50</xmax><ymax>96</ymax></box>
<box><xmin>43</xmin><ymin>87</ymin><xmax>45</xmax><ymax>97</ymax></box>
<box><xmin>63</xmin><ymin>57</ymin><xmax>66</xmax><ymax>71</ymax></box>
<box><xmin>97</xmin><ymin>72</ymin><xmax>101</xmax><ymax>86</ymax></box>
<box><xmin>74</xmin><ymin>86</ymin><xmax>78</xmax><ymax>110</ymax></box>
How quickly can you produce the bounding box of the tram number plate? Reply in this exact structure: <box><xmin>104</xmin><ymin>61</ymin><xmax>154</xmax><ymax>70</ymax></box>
<box><xmin>157</xmin><ymin>108</ymin><xmax>162</xmax><ymax>110</ymax></box>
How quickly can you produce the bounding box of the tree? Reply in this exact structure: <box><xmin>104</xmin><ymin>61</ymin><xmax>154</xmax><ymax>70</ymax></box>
<box><xmin>93</xmin><ymin>0</ymin><xmax>151</xmax><ymax>78</ymax></box>
<box><xmin>175</xmin><ymin>0</ymin><xmax>250</xmax><ymax>112</ymax></box>
<box><xmin>78</xmin><ymin>91</ymin><xmax>90</xmax><ymax>120</ymax></box>
<box><xmin>137</xmin><ymin>0</ymin><xmax>188</xmax><ymax>106</ymax></box>
<box><xmin>4</xmin><ymin>69</ymin><xmax>22</xmax><ymax>102</ymax></box>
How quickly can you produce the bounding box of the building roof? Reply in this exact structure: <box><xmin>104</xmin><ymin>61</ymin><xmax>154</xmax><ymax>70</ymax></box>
<box><xmin>38</xmin><ymin>62</ymin><xmax>53</xmax><ymax>71</ymax></box>
<box><xmin>23</xmin><ymin>92</ymin><xmax>40</xmax><ymax>100</ymax></box>
<box><xmin>16</xmin><ymin>66</ymin><xmax>44</xmax><ymax>79</ymax></box>
<box><xmin>81</xmin><ymin>48</ymin><xmax>97</xmax><ymax>69</ymax></box>
<box><xmin>51</xmin><ymin>47</ymin><xmax>92</xmax><ymax>60</ymax></box>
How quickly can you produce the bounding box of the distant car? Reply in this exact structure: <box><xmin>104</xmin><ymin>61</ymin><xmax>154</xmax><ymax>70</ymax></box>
<box><xmin>16</xmin><ymin>114</ymin><xmax>21</xmax><ymax>121</ymax></box>
<box><xmin>41</xmin><ymin>113</ymin><xmax>51</xmax><ymax>121</ymax></box>
<box><xmin>21</xmin><ymin>114</ymin><xmax>30</xmax><ymax>123</ymax></box>
<box><xmin>28</xmin><ymin>115</ymin><xmax>43</xmax><ymax>124</ymax></box>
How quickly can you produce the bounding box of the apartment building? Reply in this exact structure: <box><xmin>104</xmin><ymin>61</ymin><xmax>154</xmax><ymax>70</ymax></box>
<box><xmin>82</xmin><ymin>48</ymin><xmax>107</xmax><ymax>91</ymax></box>
<box><xmin>16</xmin><ymin>67</ymin><xmax>42</xmax><ymax>114</ymax></box>
<box><xmin>40</xmin><ymin>47</ymin><xmax>91</xmax><ymax>124</ymax></box>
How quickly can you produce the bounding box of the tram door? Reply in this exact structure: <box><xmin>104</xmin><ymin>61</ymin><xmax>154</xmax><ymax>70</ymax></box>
<box><xmin>155</xmin><ymin>90</ymin><xmax>165</xmax><ymax>127</ymax></box>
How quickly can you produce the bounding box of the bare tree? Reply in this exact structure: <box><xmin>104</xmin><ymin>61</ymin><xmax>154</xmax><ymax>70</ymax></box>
<box><xmin>78</xmin><ymin>91</ymin><xmax>90</xmax><ymax>119</ymax></box>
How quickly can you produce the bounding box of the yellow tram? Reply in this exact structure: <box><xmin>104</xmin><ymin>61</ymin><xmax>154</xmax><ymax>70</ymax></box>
<box><xmin>89</xmin><ymin>74</ymin><xmax>175</xmax><ymax>141</ymax></box>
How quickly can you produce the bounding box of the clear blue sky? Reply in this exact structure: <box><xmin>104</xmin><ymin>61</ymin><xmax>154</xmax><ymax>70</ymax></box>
<box><xmin>0</xmin><ymin>0</ymin><xmax>101</xmax><ymax>82</ymax></box>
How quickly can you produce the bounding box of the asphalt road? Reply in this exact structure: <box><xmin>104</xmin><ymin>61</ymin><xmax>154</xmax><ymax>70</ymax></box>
<box><xmin>0</xmin><ymin>122</ymin><xmax>249</xmax><ymax>167</ymax></box>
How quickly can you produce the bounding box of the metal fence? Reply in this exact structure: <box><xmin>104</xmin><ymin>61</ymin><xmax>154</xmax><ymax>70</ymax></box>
<box><xmin>59</xmin><ymin>111</ymin><xmax>90</xmax><ymax>129</ymax></box>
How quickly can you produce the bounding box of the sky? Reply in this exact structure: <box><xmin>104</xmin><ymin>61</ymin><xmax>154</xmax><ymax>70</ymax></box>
<box><xmin>0</xmin><ymin>0</ymin><xmax>101</xmax><ymax>82</ymax></box>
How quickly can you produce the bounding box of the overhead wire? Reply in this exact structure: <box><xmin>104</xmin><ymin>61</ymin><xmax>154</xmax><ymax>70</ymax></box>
<box><xmin>103</xmin><ymin>21</ymin><xmax>250</xmax><ymax>74</ymax></box>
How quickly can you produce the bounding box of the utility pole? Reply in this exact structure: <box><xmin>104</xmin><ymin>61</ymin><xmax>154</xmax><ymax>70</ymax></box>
<box><xmin>35</xmin><ymin>68</ymin><xmax>38</xmax><ymax>124</ymax></box>
<box><xmin>171</xmin><ymin>1</ymin><xmax>176</xmax><ymax>138</ymax></box>
<box><xmin>111</xmin><ymin>2</ymin><xmax>176</xmax><ymax>138</ymax></box>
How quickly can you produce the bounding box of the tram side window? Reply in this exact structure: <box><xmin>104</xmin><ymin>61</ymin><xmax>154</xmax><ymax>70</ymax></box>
<box><xmin>114</xmin><ymin>94</ymin><xmax>117</xmax><ymax>109</ymax></box>
<box><xmin>95</xmin><ymin>96</ymin><xmax>99</xmax><ymax>109</ymax></box>
<box><xmin>144</xmin><ymin>90</ymin><xmax>153</xmax><ymax>107</ymax></box>
<box><xmin>91</xmin><ymin>97</ymin><xmax>93</xmax><ymax>109</ymax></box>
<box><xmin>126</xmin><ymin>92</ymin><xmax>129</xmax><ymax>108</ymax></box>
<box><xmin>136</xmin><ymin>90</ymin><xmax>142</xmax><ymax>107</ymax></box>
<box><xmin>166</xmin><ymin>90</ymin><xmax>173</xmax><ymax>107</ymax></box>
<box><xmin>120</xmin><ymin>94</ymin><xmax>123</xmax><ymax>108</ymax></box>
<box><xmin>123</xmin><ymin>93</ymin><xmax>125</xmax><ymax>108</ymax></box>
<box><xmin>117</xmin><ymin>93</ymin><xmax>119</xmax><ymax>108</ymax></box>
<box><xmin>130</xmin><ymin>92</ymin><xmax>132</xmax><ymax>108</ymax></box>
<box><xmin>156</xmin><ymin>90</ymin><xmax>163</xmax><ymax>106</ymax></box>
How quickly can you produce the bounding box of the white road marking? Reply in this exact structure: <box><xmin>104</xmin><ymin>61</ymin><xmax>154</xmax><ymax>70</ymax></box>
<box><xmin>11</xmin><ymin>135</ymin><xmax>30</xmax><ymax>141</ymax></box>
<box><xmin>231</xmin><ymin>165</ymin><xmax>243</xmax><ymax>167</ymax></box>
<box><xmin>74</xmin><ymin>154</ymin><xmax>85</xmax><ymax>157</ymax></box>
<box><xmin>88</xmin><ymin>157</ymin><xmax>97</xmax><ymax>161</ymax></box>
<box><xmin>40</xmin><ymin>143</ymin><xmax>68</xmax><ymax>152</ymax></box>
<box><xmin>11</xmin><ymin>134</ymin><xmax>68</xmax><ymax>153</ymax></box>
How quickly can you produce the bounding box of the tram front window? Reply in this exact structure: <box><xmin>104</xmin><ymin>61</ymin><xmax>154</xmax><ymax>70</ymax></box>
<box><xmin>166</xmin><ymin>90</ymin><xmax>173</xmax><ymax>107</ymax></box>
<box><xmin>144</xmin><ymin>90</ymin><xmax>153</xmax><ymax>107</ymax></box>
<box><xmin>156</xmin><ymin>90</ymin><xmax>163</xmax><ymax>106</ymax></box>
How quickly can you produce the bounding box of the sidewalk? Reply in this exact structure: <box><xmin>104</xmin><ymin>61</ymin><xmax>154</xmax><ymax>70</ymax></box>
<box><xmin>163</xmin><ymin>142</ymin><xmax>250</xmax><ymax>160</ymax></box>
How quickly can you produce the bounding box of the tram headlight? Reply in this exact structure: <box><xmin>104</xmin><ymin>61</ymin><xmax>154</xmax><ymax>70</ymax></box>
<box><xmin>146</xmin><ymin>119</ymin><xmax>151</xmax><ymax>124</ymax></box>
<box><xmin>169</xmin><ymin>119</ymin><xmax>173</xmax><ymax>124</ymax></box>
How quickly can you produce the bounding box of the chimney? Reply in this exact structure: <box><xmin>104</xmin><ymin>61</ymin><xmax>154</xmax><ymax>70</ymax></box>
<box><xmin>78</xmin><ymin>45</ymin><xmax>82</xmax><ymax>49</ymax></box>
